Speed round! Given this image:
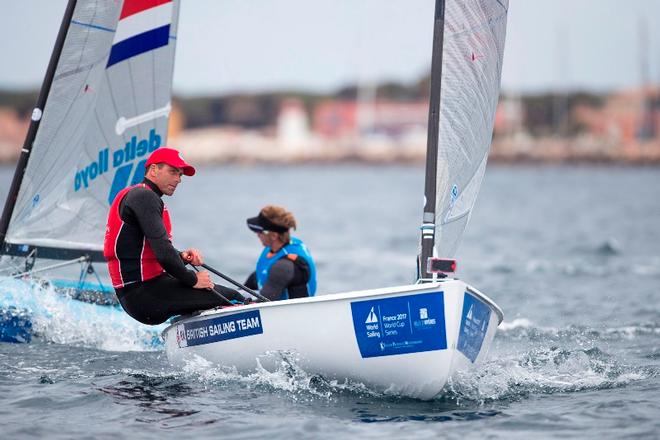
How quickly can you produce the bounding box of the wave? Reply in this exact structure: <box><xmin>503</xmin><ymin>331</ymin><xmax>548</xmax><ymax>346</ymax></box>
<box><xmin>570</xmin><ymin>238</ymin><xmax>623</xmax><ymax>257</ymax></box>
<box><xmin>174</xmin><ymin>328</ymin><xmax>652</xmax><ymax>408</ymax></box>
<box><xmin>471</xmin><ymin>248</ymin><xmax>660</xmax><ymax>278</ymax></box>
<box><xmin>497</xmin><ymin>318</ymin><xmax>660</xmax><ymax>342</ymax></box>
<box><xmin>175</xmin><ymin>346</ymin><xmax>650</xmax><ymax>408</ymax></box>
<box><xmin>447</xmin><ymin>318</ymin><xmax>655</xmax><ymax>403</ymax></box>
<box><xmin>0</xmin><ymin>277</ymin><xmax>163</xmax><ymax>351</ymax></box>
<box><xmin>178</xmin><ymin>351</ymin><xmax>380</xmax><ymax>402</ymax></box>
<box><xmin>86</xmin><ymin>314</ymin><xmax>658</xmax><ymax>408</ymax></box>
<box><xmin>103</xmin><ymin>363</ymin><xmax>505</xmax><ymax>424</ymax></box>
<box><xmin>496</xmin><ymin>318</ymin><xmax>660</xmax><ymax>343</ymax></box>
<box><xmin>424</xmin><ymin>318</ymin><xmax>654</xmax><ymax>403</ymax></box>
<box><xmin>602</xmin><ymin>323</ymin><xmax>660</xmax><ymax>339</ymax></box>
<box><xmin>494</xmin><ymin>257</ymin><xmax>660</xmax><ymax>278</ymax></box>
<box><xmin>445</xmin><ymin>345</ymin><xmax>649</xmax><ymax>404</ymax></box>
<box><xmin>594</xmin><ymin>238</ymin><xmax>623</xmax><ymax>256</ymax></box>
<box><xmin>497</xmin><ymin>318</ymin><xmax>535</xmax><ymax>331</ymax></box>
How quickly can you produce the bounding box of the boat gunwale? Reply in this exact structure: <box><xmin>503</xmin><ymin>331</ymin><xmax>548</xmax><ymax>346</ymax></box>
<box><xmin>162</xmin><ymin>278</ymin><xmax>503</xmax><ymax>337</ymax></box>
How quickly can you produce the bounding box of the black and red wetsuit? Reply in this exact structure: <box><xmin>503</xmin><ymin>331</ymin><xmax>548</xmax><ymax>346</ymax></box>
<box><xmin>103</xmin><ymin>178</ymin><xmax>237</xmax><ymax>325</ymax></box>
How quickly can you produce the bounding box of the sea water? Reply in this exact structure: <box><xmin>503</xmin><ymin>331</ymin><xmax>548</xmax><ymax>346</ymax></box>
<box><xmin>1</xmin><ymin>164</ymin><xmax>659</xmax><ymax>439</ymax></box>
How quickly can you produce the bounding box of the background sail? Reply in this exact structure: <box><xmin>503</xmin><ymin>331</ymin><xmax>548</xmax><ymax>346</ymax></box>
<box><xmin>5</xmin><ymin>0</ymin><xmax>179</xmax><ymax>252</ymax></box>
<box><xmin>434</xmin><ymin>0</ymin><xmax>508</xmax><ymax>257</ymax></box>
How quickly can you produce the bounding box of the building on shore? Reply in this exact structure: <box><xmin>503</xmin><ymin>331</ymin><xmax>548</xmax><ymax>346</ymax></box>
<box><xmin>1</xmin><ymin>87</ymin><xmax>659</xmax><ymax>164</ymax></box>
<box><xmin>0</xmin><ymin>108</ymin><xmax>29</xmax><ymax>162</ymax></box>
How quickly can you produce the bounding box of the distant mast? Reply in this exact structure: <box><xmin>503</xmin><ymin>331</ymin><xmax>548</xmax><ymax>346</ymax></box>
<box><xmin>418</xmin><ymin>0</ymin><xmax>445</xmax><ymax>280</ymax></box>
<box><xmin>638</xmin><ymin>16</ymin><xmax>655</xmax><ymax>140</ymax></box>
<box><xmin>0</xmin><ymin>0</ymin><xmax>78</xmax><ymax>250</ymax></box>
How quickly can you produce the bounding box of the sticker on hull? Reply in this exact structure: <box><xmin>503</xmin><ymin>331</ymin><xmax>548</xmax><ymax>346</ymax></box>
<box><xmin>457</xmin><ymin>292</ymin><xmax>491</xmax><ymax>363</ymax></box>
<box><xmin>175</xmin><ymin>309</ymin><xmax>263</xmax><ymax>348</ymax></box>
<box><xmin>350</xmin><ymin>292</ymin><xmax>447</xmax><ymax>358</ymax></box>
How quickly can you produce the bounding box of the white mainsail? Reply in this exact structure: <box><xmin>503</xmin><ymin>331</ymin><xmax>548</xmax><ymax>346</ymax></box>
<box><xmin>433</xmin><ymin>0</ymin><xmax>508</xmax><ymax>258</ymax></box>
<box><xmin>4</xmin><ymin>0</ymin><xmax>179</xmax><ymax>253</ymax></box>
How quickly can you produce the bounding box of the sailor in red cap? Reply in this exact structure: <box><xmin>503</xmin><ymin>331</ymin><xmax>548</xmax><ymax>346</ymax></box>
<box><xmin>103</xmin><ymin>147</ymin><xmax>240</xmax><ymax>325</ymax></box>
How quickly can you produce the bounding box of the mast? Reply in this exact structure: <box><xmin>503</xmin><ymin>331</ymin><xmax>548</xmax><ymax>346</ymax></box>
<box><xmin>637</xmin><ymin>15</ymin><xmax>654</xmax><ymax>140</ymax></box>
<box><xmin>0</xmin><ymin>0</ymin><xmax>79</xmax><ymax>253</ymax></box>
<box><xmin>418</xmin><ymin>0</ymin><xmax>445</xmax><ymax>280</ymax></box>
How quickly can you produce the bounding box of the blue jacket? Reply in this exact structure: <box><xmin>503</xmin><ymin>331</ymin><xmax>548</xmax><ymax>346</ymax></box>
<box><xmin>255</xmin><ymin>237</ymin><xmax>317</xmax><ymax>299</ymax></box>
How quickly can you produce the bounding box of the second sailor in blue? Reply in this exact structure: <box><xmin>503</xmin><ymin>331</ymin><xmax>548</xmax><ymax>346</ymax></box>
<box><xmin>245</xmin><ymin>205</ymin><xmax>317</xmax><ymax>301</ymax></box>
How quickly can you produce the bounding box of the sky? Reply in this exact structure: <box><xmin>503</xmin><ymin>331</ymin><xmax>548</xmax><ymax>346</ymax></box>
<box><xmin>1</xmin><ymin>0</ymin><xmax>659</xmax><ymax>96</ymax></box>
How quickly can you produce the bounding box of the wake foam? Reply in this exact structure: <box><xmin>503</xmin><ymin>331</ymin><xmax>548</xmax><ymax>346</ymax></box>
<box><xmin>176</xmin><ymin>341</ymin><xmax>648</xmax><ymax>406</ymax></box>
<box><xmin>444</xmin><ymin>318</ymin><xmax>653</xmax><ymax>404</ymax></box>
<box><xmin>446</xmin><ymin>345</ymin><xmax>646</xmax><ymax>404</ymax></box>
<box><xmin>0</xmin><ymin>277</ymin><xmax>163</xmax><ymax>351</ymax></box>
<box><xmin>178</xmin><ymin>351</ymin><xmax>379</xmax><ymax>401</ymax></box>
<box><xmin>173</xmin><ymin>317</ymin><xmax>653</xmax><ymax>404</ymax></box>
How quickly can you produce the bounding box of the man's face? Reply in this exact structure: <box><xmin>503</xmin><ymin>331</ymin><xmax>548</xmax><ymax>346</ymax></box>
<box><xmin>149</xmin><ymin>163</ymin><xmax>183</xmax><ymax>196</ymax></box>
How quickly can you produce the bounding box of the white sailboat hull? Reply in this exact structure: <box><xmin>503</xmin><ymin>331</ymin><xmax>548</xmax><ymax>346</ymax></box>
<box><xmin>163</xmin><ymin>280</ymin><xmax>503</xmax><ymax>400</ymax></box>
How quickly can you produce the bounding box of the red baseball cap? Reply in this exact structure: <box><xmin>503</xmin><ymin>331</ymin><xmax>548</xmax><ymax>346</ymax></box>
<box><xmin>145</xmin><ymin>147</ymin><xmax>196</xmax><ymax>176</ymax></box>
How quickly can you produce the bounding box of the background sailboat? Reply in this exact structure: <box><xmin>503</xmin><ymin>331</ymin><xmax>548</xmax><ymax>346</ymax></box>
<box><xmin>0</xmin><ymin>0</ymin><xmax>180</xmax><ymax>345</ymax></box>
